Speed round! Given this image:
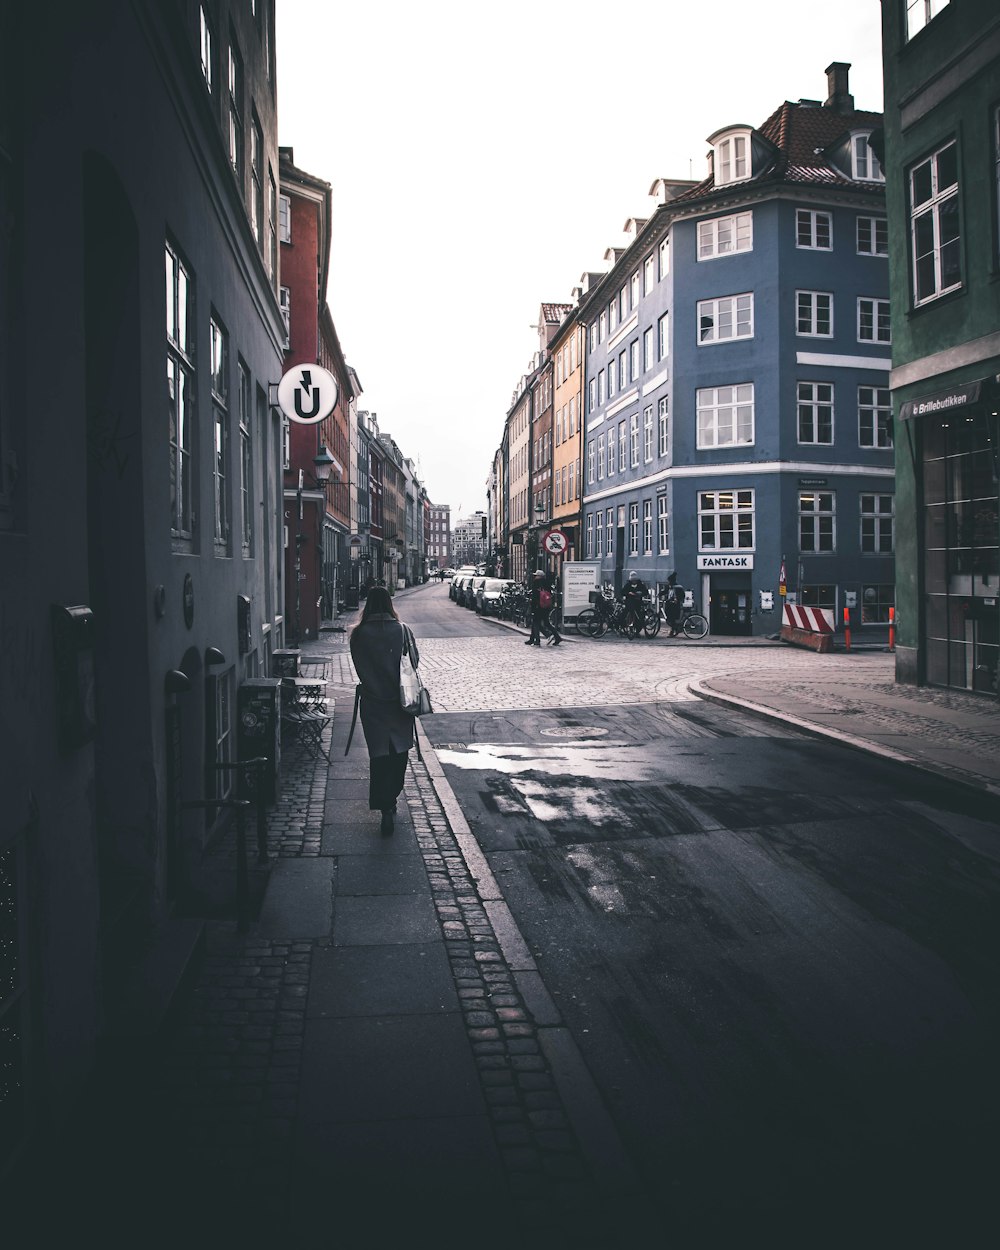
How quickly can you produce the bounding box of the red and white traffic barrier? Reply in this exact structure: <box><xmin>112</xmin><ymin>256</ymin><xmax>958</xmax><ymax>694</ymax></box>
<box><xmin>780</xmin><ymin>603</ymin><xmax>835</xmax><ymax>653</ymax></box>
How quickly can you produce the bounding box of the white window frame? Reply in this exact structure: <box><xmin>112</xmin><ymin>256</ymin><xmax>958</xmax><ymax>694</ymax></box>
<box><xmin>799</xmin><ymin>491</ymin><xmax>836</xmax><ymax>553</ymax></box>
<box><xmin>587</xmin><ymin>439</ymin><xmax>595</xmax><ymax>484</ymax></box>
<box><xmin>909</xmin><ymin>140</ymin><xmax>961</xmax><ymax>305</ymax></box>
<box><xmin>858</xmin><ymin>386</ymin><xmax>892</xmax><ymax>449</ymax></box>
<box><xmin>609</xmin><ymin>298</ymin><xmax>618</xmax><ymax>333</ymax></box>
<box><xmin>697</xmin><ymin>293</ymin><xmax>753</xmax><ymax>344</ymax></box>
<box><xmin>586</xmin><ymin>513</ymin><xmax>594</xmax><ymax>557</ymax></box>
<box><xmin>630</xmin><ymin>340</ymin><xmax>639</xmax><ymax>381</ymax></box>
<box><xmin>607</xmin><ymin>428</ymin><xmax>616</xmax><ymax>477</ymax></box>
<box><xmin>796</xmin><ymin>290</ymin><xmax>833</xmax><ymax>337</ymax></box>
<box><xmin>714</xmin><ymin>131</ymin><xmax>751</xmax><ymax>186</ymax></box>
<box><xmin>630</xmin><ymin>413</ymin><xmax>639</xmax><ymax>467</ymax></box>
<box><xmin>657</xmin><ymin>397</ymin><xmax>669</xmax><ymax>457</ymax></box>
<box><xmin>658</xmin><ymin>236</ymin><xmax>669</xmax><ymax>279</ymax></box>
<box><xmin>658</xmin><ymin>312</ymin><xmax>669</xmax><ymax>360</ymax></box>
<box><xmin>906</xmin><ymin>0</ymin><xmax>949</xmax><ymax>41</ymax></box>
<box><xmin>628</xmin><ymin>502</ymin><xmax>639</xmax><ymax>556</ymax></box>
<box><xmin>858</xmin><ymin>297</ymin><xmax>891</xmax><ymax>344</ymax></box>
<box><xmin>599</xmin><ymin>370</ymin><xmax>606</xmax><ymax>404</ymax></box>
<box><xmin>698</xmin><ymin>211</ymin><xmax>753</xmax><ymax>260</ymax></box>
<box><xmin>643</xmin><ymin>327</ymin><xmax>654</xmax><ymax>371</ymax></box>
<box><xmin>596</xmin><ymin>511</ymin><xmax>603</xmax><ymax>556</ymax></box>
<box><xmin>852</xmin><ymin>132</ymin><xmax>885</xmax><ymax>183</ymax></box>
<box><xmin>597</xmin><ymin>432</ymin><xmax>605</xmax><ymax>481</ymax></box>
<box><xmin>643</xmin><ymin>405</ymin><xmax>653</xmax><ymax>463</ymax></box>
<box><xmin>618</xmin><ymin>351</ymin><xmax>627</xmax><ymax>391</ymax></box>
<box><xmin>696</xmin><ymin>384</ymin><xmax>754</xmax><ymax>449</ymax></box>
<box><xmin>797</xmin><ymin>381</ymin><xmax>834</xmax><ymax>445</ymax></box>
<box><xmin>167</xmin><ymin>241</ymin><xmax>195</xmax><ymax>538</ymax></box>
<box><xmin>606</xmin><ymin>509</ymin><xmax>614</xmax><ymax>557</ymax></box>
<box><xmin>861</xmin><ymin>493</ymin><xmax>895</xmax><ymax>553</ymax></box>
<box><xmin>644</xmin><ymin>254</ymin><xmax>655</xmax><ymax>294</ymax></box>
<box><xmin>657</xmin><ymin>495</ymin><xmax>669</xmax><ymax>554</ymax></box>
<box><xmin>642</xmin><ymin>499</ymin><xmax>653</xmax><ymax>555</ymax></box>
<box><xmin>630</xmin><ymin>272</ymin><xmax>640</xmax><ymax>309</ymax></box>
<box><xmin>796</xmin><ymin>209</ymin><xmax>832</xmax><ymax>250</ymax></box>
<box><xmin>857</xmin><ymin>215</ymin><xmax>888</xmax><ymax>256</ymax></box>
<box><xmin>199</xmin><ymin>5</ymin><xmax>214</xmax><ymax>91</ymax></box>
<box><xmin>589</xmin><ymin>377</ymin><xmax>597</xmax><ymax>413</ymax></box>
<box><xmin>698</xmin><ymin>489</ymin><xmax>755</xmax><ymax>551</ymax></box>
<box><xmin>618</xmin><ymin>422</ymin><xmax>627</xmax><ymax>472</ymax></box>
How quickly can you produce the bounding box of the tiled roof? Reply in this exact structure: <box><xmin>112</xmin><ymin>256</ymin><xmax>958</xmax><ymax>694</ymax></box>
<box><xmin>540</xmin><ymin>302</ymin><xmax>573</xmax><ymax>323</ymax></box>
<box><xmin>673</xmin><ymin>100</ymin><xmax>884</xmax><ymax>204</ymax></box>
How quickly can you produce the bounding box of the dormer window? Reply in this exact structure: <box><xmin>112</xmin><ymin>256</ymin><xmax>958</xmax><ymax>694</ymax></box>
<box><xmin>852</xmin><ymin>132</ymin><xmax>884</xmax><ymax>182</ymax></box>
<box><xmin>713</xmin><ymin>130</ymin><xmax>751</xmax><ymax>186</ymax></box>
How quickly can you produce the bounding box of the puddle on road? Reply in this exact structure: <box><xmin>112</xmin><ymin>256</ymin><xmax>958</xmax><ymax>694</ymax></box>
<box><xmin>435</xmin><ymin>741</ymin><xmax>659</xmax><ymax>780</ymax></box>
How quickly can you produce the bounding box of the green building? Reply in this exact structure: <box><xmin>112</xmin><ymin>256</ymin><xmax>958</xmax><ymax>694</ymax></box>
<box><xmin>880</xmin><ymin>0</ymin><xmax>1000</xmax><ymax>694</ymax></box>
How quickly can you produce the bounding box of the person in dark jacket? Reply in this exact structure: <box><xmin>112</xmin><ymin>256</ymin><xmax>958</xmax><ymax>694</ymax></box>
<box><xmin>664</xmin><ymin>571</ymin><xmax>684</xmax><ymax>636</ymax></box>
<box><xmin>526</xmin><ymin>569</ymin><xmax>561</xmax><ymax>646</ymax></box>
<box><xmin>618</xmin><ymin>570</ymin><xmax>648</xmax><ymax>637</ymax></box>
<box><xmin>349</xmin><ymin>586</ymin><xmax>419</xmax><ymax>833</ymax></box>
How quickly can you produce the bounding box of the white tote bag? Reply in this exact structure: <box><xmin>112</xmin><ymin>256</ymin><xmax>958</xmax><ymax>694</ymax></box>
<box><xmin>399</xmin><ymin>626</ymin><xmax>432</xmax><ymax>715</ymax></box>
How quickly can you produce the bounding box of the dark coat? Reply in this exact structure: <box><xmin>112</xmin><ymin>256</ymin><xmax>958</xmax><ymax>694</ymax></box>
<box><xmin>349</xmin><ymin>614</ymin><xmax>419</xmax><ymax>757</ymax></box>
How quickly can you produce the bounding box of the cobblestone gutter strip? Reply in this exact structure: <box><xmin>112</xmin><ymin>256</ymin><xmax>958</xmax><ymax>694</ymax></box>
<box><xmin>151</xmin><ymin>929</ymin><xmax>313</xmax><ymax>1227</ymax></box>
<box><xmin>404</xmin><ymin>737</ymin><xmax>649</xmax><ymax>1239</ymax></box>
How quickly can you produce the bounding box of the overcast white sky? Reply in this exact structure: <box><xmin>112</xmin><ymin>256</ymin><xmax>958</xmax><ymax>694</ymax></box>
<box><xmin>275</xmin><ymin>0</ymin><xmax>884</xmax><ymax>519</ymax></box>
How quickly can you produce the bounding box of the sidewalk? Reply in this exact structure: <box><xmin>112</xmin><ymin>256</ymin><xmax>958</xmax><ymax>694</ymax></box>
<box><xmin>41</xmin><ymin>587</ymin><xmax>997</xmax><ymax>1249</ymax></box>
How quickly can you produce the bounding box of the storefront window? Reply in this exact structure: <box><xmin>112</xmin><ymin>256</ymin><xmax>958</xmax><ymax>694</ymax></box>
<box><xmin>861</xmin><ymin>584</ymin><xmax>894</xmax><ymax>623</ymax></box>
<box><xmin>923</xmin><ymin>410</ymin><xmax>999</xmax><ymax>693</ymax></box>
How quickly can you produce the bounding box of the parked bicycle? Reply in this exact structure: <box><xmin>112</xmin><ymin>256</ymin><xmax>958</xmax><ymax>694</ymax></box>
<box><xmin>643</xmin><ymin>594</ymin><xmax>709</xmax><ymax>640</ymax></box>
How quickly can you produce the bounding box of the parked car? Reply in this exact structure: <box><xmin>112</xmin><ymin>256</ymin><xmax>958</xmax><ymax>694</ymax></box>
<box><xmin>439</xmin><ymin>567</ymin><xmax>456</xmax><ymax>580</ymax></box>
<box><xmin>466</xmin><ymin>575</ymin><xmax>486</xmax><ymax>609</ymax></box>
<box><xmin>450</xmin><ymin>567</ymin><xmax>476</xmax><ymax>601</ymax></box>
<box><xmin>476</xmin><ymin>577</ymin><xmax>514</xmax><ymax>615</ymax></box>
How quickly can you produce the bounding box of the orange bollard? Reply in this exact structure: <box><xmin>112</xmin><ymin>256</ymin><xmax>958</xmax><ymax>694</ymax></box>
<box><xmin>843</xmin><ymin>606</ymin><xmax>851</xmax><ymax>651</ymax></box>
<box><xmin>888</xmin><ymin>606</ymin><xmax>895</xmax><ymax>652</ymax></box>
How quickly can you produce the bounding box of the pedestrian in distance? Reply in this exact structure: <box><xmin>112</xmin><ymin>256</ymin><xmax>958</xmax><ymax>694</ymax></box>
<box><xmin>664</xmin><ymin>571</ymin><xmax>684</xmax><ymax>637</ymax></box>
<box><xmin>349</xmin><ymin>585</ymin><xmax>419</xmax><ymax>834</ymax></box>
<box><xmin>526</xmin><ymin>569</ymin><xmax>561</xmax><ymax>646</ymax></box>
<box><xmin>619</xmin><ymin>570</ymin><xmax>648</xmax><ymax>637</ymax></box>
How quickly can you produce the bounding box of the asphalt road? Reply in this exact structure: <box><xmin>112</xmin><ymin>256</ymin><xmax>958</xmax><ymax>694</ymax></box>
<box><xmin>421</xmin><ymin>695</ymin><xmax>1000</xmax><ymax>1243</ymax></box>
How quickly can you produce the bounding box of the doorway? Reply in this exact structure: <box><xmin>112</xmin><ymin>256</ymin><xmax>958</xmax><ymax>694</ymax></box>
<box><xmin>710</xmin><ymin>585</ymin><xmax>752</xmax><ymax>635</ymax></box>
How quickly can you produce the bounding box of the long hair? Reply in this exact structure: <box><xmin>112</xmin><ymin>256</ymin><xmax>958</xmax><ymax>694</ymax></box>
<box><xmin>359</xmin><ymin>585</ymin><xmax>398</xmax><ymax>622</ymax></box>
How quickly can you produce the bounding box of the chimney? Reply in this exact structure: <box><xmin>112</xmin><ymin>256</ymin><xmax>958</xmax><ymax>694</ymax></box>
<box><xmin>824</xmin><ymin>62</ymin><xmax>854</xmax><ymax>113</ymax></box>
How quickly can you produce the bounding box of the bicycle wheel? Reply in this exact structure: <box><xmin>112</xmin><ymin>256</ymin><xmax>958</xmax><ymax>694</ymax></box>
<box><xmin>574</xmin><ymin>608</ymin><xmax>596</xmax><ymax>636</ymax></box>
<box><xmin>643</xmin><ymin>608</ymin><xmax>661</xmax><ymax>638</ymax></box>
<box><xmin>683</xmin><ymin>613</ymin><xmax>709</xmax><ymax>639</ymax></box>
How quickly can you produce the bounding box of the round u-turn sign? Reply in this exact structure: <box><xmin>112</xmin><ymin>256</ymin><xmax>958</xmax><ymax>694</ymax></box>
<box><xmin>277</xmin><ymin>364</ymin><xmax>339</xmax><ymax>425</ymax></box>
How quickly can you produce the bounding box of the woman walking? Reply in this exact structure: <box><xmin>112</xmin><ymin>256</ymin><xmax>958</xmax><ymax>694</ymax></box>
<box><xmin>349</xmin><ymin>586</ymin><xmax>419</xmax><ymax>833</ymax></box>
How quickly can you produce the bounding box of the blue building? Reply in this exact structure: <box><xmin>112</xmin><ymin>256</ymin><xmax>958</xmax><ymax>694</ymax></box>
<box><xmin>580</xmin><ymin>63</ymin><xmax>894</xmax><ymax>636</ymax></box>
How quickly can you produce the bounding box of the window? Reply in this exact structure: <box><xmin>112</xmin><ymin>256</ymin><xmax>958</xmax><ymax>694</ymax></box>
<box><xmin>714</xmin><ymin>131</ymin><xmax>750</xmax><ymax>185</ymax></box>
<box><xmin>589</xmin><ymin>378</ymin><xmax>597</xmax><ymax>413</ymax></box>
<box><xmin>857</xmin><ymin>216</ymin><xmax>888</xmax><ymax>256</ymax></box>
<box><xmin>595</xmin><ymin>510</ymin><xmax>603</xmax><ymax>556</ymax></box>
<box><xmin>699</xmin><ymin>490</ymin><xmax>754</xmax><ymax>550</ymax></box>
<box><xmin>796</xmin><ymin>290</ymin><xmax>833</xmax><ymax>337</ymax></box>
<box><xmin>599</xmin><ymin>370</ymin><xmax>607</xmax><ymax>404</ymax></box>
<box><xmin>239</xmin><ymin>362</ymin><xmax>253</xmax><ymax>553</ymax></box>
<box><xmin>210</xmin><ymin>670</ymin><xmax>234</xmax><ymax>803</ymax></box>
<box><xmin>644</xmin><ymin>255</ymin><xmax>655</xmax><ymax>294</ymax></box>
<box><xmin>910</xmin><ymin>140</ymin><xmax>961</xmax><ymax>304</ymax></box>
<box><xmin>643</xmin><ymin>327</ymin><xmax>654</xmax><ymax>371</ymax></box>
<box><xmin>657</xmin><ymin>496</ymin><xmax>669</xmax><ymax>554</ymax></box>
<box><xmin>210</xmin><ymin>316</ymin><xmax>230</xmax><ymax>546</ymax></box>
<box><xmin>796</xmin><ymin>209</ymin><xmax>832</xmax><ymax>250</ymax></box>
<box><xmin>906</xmin><ymin>0</ymin><xmax>949</xmax><ymax>40</ymax></box>
<box><xmin>618</xmin><ymin>421</ymin><xmax>626</xmax><ymax>472</ymax></box>
<box><xmin>599</xmin><ymin>311</ymin><xmax>606</xmax><ymax>341</ymax></box>
<box><xmin>228</xmin><ymin>37</ymin><xmax>244</xmax><ymax>180</ymax></box>
<box><xmin>630</xmin><ymin>413</ymin><xmax>639</xmax><ymax>467</ymax></box>
<box><xmin>628</xmin><ymin>502</ymin><xmax>639</xmax><ymax>555</ymax></box>
<box><xmin>658</xmin><ymin>397</ymin><xmax>669</xmax><ymax>457</ymax></box>
<box><xmin>618</xmin><ymin>351</ymin><xmax>627</xmax><ymax>390</ymax></box>
<box><xmin>861</xmin><ymin>494</ymin><xmax>894</xmax><ymax>553</ymax></box>
<box><xmin>278</xmin><ymin>192</ymin><xmax>291</xmax><ymax>243</ymax></box>
<box><xmin>861</xmin><ymin>584</ymin><xmax>895</xmax><ymax>624</ymax></box>
<box><xmin>606</xmin><ymin>509</ymin><xmax>614</xmax><ymax>557</ymax></box>
<box><xmin>698</xmin><ymin>293</ymin><xmax>753</xmax><ymax>343</ymax></box>
<box><xmin>279</xmin><ymin>285</ymin><xmax>290</xmax><ymax>348</ymax></box>
<box><xmin>852</xmin><ymin>133</ymin><xmax>884</xmax><ymax>182</ymax></box>
<box><xmin>696</xmin><ymin>384</ymin><xmax>754</xmax><ymax>448</ymax></box>
<box><xmin>802</xmin><ymin>584</ymin><xmax>836</xmax><ymax>611</ymax></box>
<box><xmin>629</xmin><ymin>340</ymin><xmax>639</xmax><ymax>381</ymax></box>
<box><xmin>267</xmin><ymin>170</ymin><xmax>277</xmax><ymax>284</ymax></box>
<box><xmin>250</xmin><ymin>113</ymin><xmax>264</xmax><ymax>249</ymax></box>
<box><xmin>797</xmin><ymin>381</ymin><xmax>834</xmax><ymax>445</ymax></box>
<box><xmin>587</xmin><ymin>439</ymin><xmax>595</xmax><ymax>483</ymax></box>
<box><xmin>658</xmin><ymin>312</ymin><xmax>669</xmax><ymax>361</ymax></box>
<box><xmin>858</xmin><ymin>297</ymin><xmax>891</xmax><ymax>343</ymax></box>
<box><xmin>643</xmin><ymin>500</ymin><xmax>653</xmax><ymax>554</ymax></box>
<box><xmin>569</xmin><ymin>458</ymin><xmax>576</xmax><ymax>501</ymax></box>
<box><xmin>698</xmin><ymin>211</ymin><xmax>752</xmax><ymax>260</ymax></box>
<box><xmin>799</xmin><ymin>491</ymin><xmax>836</xmax><ymax>553</ymax></box>
<box><xmin>199</xmin><ymin>5</ymin><xmax>214</xmax><ymax>91</ymax></box>
<box><xmin>167</xmin><ymin>242</ymin><xmax>195</xmax><ymax>537</ymax></box>
<box><xmin>858</xmin><ymin>386</ymin><xmax>892</xmax><ymax>448</ymax></box>
<box><xmin>643</xmin><ymin>406</ymin><xmax>653</xmax><ymax>463</ymax></box>
<box><xmin>607</xmin><ymin>432</ymin><xmax>615</xmax><ymax>477</ymax></box>
<box><xmin>586</xmin><ymin>513</ymin><xmax>594</xmax><ymax>557</ymax></box>
<box><xmin>631</xmin><ymin>272</ymin><xmax>640</xmax><ymax>309</ymax></box>
<box><xmin>597</xmin><ymin>433</ymin><xmax>605</xmax><ymax>480</ymax></box>
<box><xmin>590</xmin><ymin>321</ymin><xmax>598</xmax><ymax>352</ymax></box>
<box><xmin>569</xmin><ymin>394</ymin><xmax>576</xmax><ymax>436</ymax></box>
<box><xmin>609</xmin><ymin>298</ymin><xmax>618</xmax><ymax>333</ymax></box>
<box><xmin>619</xmin><ymin>284</ymin><xmax>629</xmax><ymax>320</ymax></box>
<box><xmin>658</xmin><ymin>236</ymin><xmax>669</xmax><ymax>278</ymax></box>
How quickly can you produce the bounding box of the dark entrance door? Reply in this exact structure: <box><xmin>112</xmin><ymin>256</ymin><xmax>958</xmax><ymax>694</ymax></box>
<box><xmin>711</xmin><ymin>585</ymin><xmax>752</xmax><ymax>635</ymax></box>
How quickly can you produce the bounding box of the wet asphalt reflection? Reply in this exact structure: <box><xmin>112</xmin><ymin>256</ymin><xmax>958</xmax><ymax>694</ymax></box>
<box><xmin>422</xmin><ymin>698</ymin><xmax>1000</xmax><ymax>1243</ymax></box>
